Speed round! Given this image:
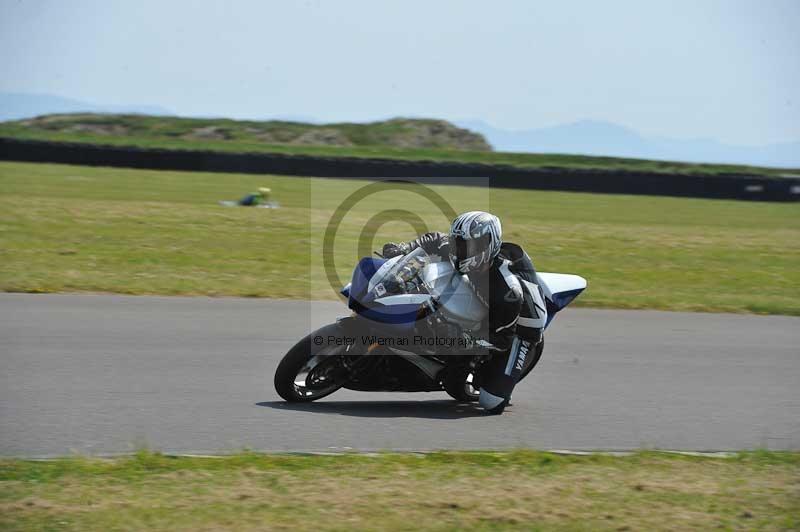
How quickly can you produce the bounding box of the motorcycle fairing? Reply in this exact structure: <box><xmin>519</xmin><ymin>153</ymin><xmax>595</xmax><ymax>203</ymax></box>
<box><xmin>421</xmin><ymin>260</ymin><xmax>487</xmax><ymax>330</ymax></box>
<box><xmin>345</xmin><ymin>257</ymin><xmax>422</xmax><ymax>327</ymax></box>
<box><xmin>536</xmin><ymin>272</ymin><xmax>587</xmax><ymax>327</ymax></box>
<box><xmin>343</xmin><ymin>257</ymin><xmax>586</xmax><ymax>330</ymax></box>
<box><xmin>374</xmin><ymin>294</ymin><xmax>433</xmax><ymax>305</ymax></box>
<box><xmin>344</xmin><ymin>256</ymin><xmax>384</xmax><ymax>310</ymax></box>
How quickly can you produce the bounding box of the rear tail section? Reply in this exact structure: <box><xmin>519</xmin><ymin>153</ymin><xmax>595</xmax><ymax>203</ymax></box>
<box><xmin>535</xmin><ymin>272</ymin><xmax>587</xmax><ymax>327</ymax></box>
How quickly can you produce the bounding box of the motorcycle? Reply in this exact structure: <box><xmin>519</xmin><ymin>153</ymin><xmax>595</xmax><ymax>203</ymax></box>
<box><xmin>274</xmin><ymin>246</ymin><xmax>586</xmax><ymax>403</ymax></box>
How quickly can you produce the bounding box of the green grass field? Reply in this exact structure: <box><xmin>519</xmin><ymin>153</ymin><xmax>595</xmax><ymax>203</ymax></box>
<box><xmin>1</xmin><ymin>161</ymin><xmax>799</xmax><ymax>315</ymax></box>
<box><xmin>1</xmin><ymin>450</ymin><xmax>798</xmax><ymax>531</ymax></box>
<box><xmin>2</xmin><ymin>114</ymin><xmax>797</xmax><ymax>176</ymax></box>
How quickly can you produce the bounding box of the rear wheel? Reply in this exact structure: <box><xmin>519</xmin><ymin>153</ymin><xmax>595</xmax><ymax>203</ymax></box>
<box><xmin>274</xmin><ymin>324</ymin><xmax>348</xmax><ymax>402</ymax></box>
<box><xmin>445</xmin><ymin>342</ymin><xmax>543</xmax><ymax>403</ymax></box>
<box><xmin>444</xmin><ymin>366</ymin><xmax>481</xmax><ymax>402</ymax></box>
<box><xmin>519</xmin><ymin>341</ymin><xmax>544</xmax><ymax>381</ymax></box>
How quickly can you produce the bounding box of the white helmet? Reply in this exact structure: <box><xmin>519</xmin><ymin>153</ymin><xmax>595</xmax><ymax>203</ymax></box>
<box><xmin>449</xmin><ymin>211</ymin><xmax>502</xmax><ymax>273</ymax></box>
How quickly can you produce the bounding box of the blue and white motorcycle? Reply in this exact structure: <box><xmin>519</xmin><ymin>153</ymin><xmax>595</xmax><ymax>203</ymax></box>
<box><xmin>274</xmin><ymin>247</ymin><xmax>586</xmax><ymax>403</ymax></box>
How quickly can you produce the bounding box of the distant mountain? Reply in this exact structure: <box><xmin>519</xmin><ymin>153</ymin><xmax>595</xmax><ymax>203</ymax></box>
<box><xmin>0</xmin><ymin>92</ymin><xmax>171</xmax><ymax>122</ymax></box>
<box><xmin>456</xmin><ymin>119</ymin><xmax>800</xmax><ymax>169</ymax></box>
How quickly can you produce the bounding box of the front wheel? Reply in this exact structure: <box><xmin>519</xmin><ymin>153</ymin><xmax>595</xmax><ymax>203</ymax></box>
<box><xmin>274</xmin><ymin>324</ymin><xmax>348</xmax><ymax>402</ymax></box>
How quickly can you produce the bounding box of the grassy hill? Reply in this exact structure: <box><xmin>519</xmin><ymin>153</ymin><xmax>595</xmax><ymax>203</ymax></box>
<box><xmin>1</xmin><ymin>113</ymin><xmax>797</xmax><ymax>176</ymax></box>
<box><xmin>1</xmin><ymin>113</ymin><xmax>491</xmax><ymax>151</ymax></box>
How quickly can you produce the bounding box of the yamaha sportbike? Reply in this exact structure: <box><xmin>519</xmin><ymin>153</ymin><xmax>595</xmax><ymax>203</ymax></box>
<box><xmin>274</xmin><ymin>247</ymin><xmax>586</xmax><ymax>403</ymax></box>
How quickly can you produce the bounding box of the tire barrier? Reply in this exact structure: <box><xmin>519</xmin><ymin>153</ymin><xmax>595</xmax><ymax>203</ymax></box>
<box><xmin>1</xmin><ymin>137</ymin><xmax>798</xmax><ymax>202</ymax></box>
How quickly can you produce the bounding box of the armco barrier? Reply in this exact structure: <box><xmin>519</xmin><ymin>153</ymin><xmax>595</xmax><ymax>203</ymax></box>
<box><xmin>1</xmin><ymin>137</ymin><xmax>798</xmax><ymax>201</ymax></box>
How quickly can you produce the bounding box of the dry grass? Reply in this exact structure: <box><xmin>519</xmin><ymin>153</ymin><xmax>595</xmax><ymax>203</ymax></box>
<box><xmin>1</xmin><ymin>451</ymin><xmax>798</xmax><ymax>531</ymax></box>
<box><xmin>1</xmin><ymin>161</ymin><xmax>799</xmax><ymax>314</ymax></box>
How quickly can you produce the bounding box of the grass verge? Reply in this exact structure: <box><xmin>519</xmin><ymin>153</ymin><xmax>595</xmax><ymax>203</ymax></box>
<box><xmin>1</xmin><ymin>161</ymin><xmax>799</xmax><ymax>315</ymax></box>
<box><xmin>1</xmin><ymin>450</ymin><xmax>798</xmax><ymax>531</ymax></box>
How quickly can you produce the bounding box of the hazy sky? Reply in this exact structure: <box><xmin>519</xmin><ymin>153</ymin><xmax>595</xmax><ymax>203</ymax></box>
<box><xmin>1</xmin><ymin>0</ymin><xmax>798</xmax><ymax>144</ymax></box>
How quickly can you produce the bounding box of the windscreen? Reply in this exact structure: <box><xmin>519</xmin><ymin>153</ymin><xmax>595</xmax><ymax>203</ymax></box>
<box><xmin>368</xmin><ymin>246</ymin><xmax>429</xmax><ymax>296</ymax></box>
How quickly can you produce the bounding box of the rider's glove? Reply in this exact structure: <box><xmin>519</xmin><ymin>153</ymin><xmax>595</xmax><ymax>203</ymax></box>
<box><xmin>382</xmin><ymin>242</ymin><xmax>410</xmax><ymax>258</ymax></box>
<box><xmin>531</xmin><ymin>328</ymin><xmax>544</xmax><ymax>347</ymax></box>
<box><xmin>488</xmin><ymin>331</ymin><xmax>513</xmax><ymax>352</ymax></box>
<box><xmin>461</xmin><ymin>331</ymin><xmax>475</xmax><ymax>350</ymax></box>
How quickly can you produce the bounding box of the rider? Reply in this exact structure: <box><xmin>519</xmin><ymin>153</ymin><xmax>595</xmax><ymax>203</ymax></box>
<box><xmin>238</xmin><ymin>187</ymin><xmax>272</xmax><ymax>206</ymax></box>
<box><xmin>382</xmin><ymin>211</ymin><xmax>547</xmax><ymax>415</ymax></box>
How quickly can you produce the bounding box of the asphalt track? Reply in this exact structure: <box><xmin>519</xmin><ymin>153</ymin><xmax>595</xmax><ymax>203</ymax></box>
<box><xmin>1</xmin><ymin>293</ymin><xmax>798</xmax><ymax>457</ymax></box>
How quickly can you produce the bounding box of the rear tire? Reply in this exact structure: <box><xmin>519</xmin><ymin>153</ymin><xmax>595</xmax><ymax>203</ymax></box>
<box><xmin>444</xmin><ymin>366</ymin><xmax>481</xmax><ymax>402</ymax></box>
<box><xmin>445</xmin><ymin>342</ymin><xmax>543</xmax><ymax>403</ymax></box>
<box><xmin>519</xmin><ymin>340</ymin><xmax>544</xmax><ymax>381</ymax></box>
<box><xmin>274</xmin><ymin>323</ymin><xmax>347</xmax><ymax>402</ymax></box>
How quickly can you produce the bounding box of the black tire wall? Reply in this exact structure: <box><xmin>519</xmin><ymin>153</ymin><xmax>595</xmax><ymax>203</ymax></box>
<box><xmin>1</xmin><ymin>137</ymin><xmax>797</xmax><ymax>202</ymax></box>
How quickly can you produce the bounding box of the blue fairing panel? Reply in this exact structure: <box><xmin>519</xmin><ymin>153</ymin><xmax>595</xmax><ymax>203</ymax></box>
<box><xmin>345</xmin><ymin>257</ymin><xmax>422</xmax><ymax>329</ymax></box>
<box><xmin>550</xmin><ymin>288</ymin><xmax>584</xmax><ymax>312</ymax></box>
<box><xmin>544</xmin><ymin>288</ymin><xmax>585</xmax><ymax>327</ymax></box>
<box><xmin>359</xmin><ymin>303</ymin><xmax>422</xmax><ymax>325</ymax></box>
<box><xmin>347</xmin><ymin>257</ymin><xmax>385</xmax><ymax>312</ymax></box>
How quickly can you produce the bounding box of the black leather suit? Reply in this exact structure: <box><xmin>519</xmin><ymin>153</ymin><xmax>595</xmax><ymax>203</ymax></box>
<box><xmin>394</xmin><ymin>232</ymin><xmax>547</xmax><ymax>413</ymax></box>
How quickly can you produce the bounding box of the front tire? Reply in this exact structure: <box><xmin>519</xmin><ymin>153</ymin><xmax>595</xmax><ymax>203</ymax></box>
<box><xmin>274</xmin><ymin>324</ymin><xmax>347</xmax><ymax>402</ymax></box>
